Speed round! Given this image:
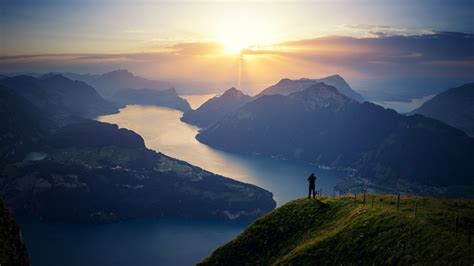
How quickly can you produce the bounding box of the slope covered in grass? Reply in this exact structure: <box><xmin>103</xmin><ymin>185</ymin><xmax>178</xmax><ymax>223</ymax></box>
<box><xmin>200</xmin><ymin>195</ymin><xmax>474</xmax><ymax>265</ymax></box>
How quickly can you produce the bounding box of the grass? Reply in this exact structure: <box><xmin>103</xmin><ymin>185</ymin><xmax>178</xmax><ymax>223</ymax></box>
<box><xmin>199</xmin><ymin>195</ymin><xmax>474</xmax><ymax>265</ymax></box>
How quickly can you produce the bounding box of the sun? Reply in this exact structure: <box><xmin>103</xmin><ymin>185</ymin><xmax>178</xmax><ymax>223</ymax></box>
<box><xmin>215</xmin><ymin>13</ymin><xmax>276</xmax><ymax>55</ymax></box>
<box><xmin>221</xmin><ymin>40</ymin><xmax>251</xmax><ymax>54</ymax></box>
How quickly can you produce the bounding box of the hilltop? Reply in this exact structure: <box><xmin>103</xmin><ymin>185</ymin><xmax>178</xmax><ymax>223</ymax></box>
<box><xmin>200</xmin><ymin>195</ymin><xmax>474</xmax><ymax>265</ymax></box>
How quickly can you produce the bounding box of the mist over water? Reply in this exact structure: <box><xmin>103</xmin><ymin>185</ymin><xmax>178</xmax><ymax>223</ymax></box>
<box><xmin>372</xmin><ymin>95</ymin><xmax>435</xmax><ymax>114</ymax></box>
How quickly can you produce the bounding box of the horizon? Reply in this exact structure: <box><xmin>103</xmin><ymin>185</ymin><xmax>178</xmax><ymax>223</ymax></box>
<box><xmin>1</xmin><ymin>1</ymin><xmax>473</xmax><ymax>95</ymax></box>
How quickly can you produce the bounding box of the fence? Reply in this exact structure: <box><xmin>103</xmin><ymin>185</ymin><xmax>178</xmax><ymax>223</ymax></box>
<box><xmin>327</xmin><ymin>192</ymin><xmax>473</xmax><ymax>244</ymax></box>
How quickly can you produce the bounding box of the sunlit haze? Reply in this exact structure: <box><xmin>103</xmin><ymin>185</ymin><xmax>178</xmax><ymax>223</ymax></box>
<box><xmin>1</xmin><ymin>0</ymin><xmax>473</xmax><ymax>94</ymax></box>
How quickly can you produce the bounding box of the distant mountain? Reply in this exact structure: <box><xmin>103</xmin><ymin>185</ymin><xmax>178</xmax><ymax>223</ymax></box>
<box><xmin>0</xmin><ymin>74</ymin><xmax>119</xmax><ymax>120</ymax></box>
<box><xmin>197</xmin><ymin>83</ymin><xmax>474</xmax><ymax>190</ymax></box>
<box><xmin>411</xmin><ymin>83</ymin><xmax>474</xmax><ymax>137</ymax></box>
<box><xmin>256</xmin><ymin>74</ymin><xmax>365</xmax><ymax>102</ymax></box>
<box><xmin>0</xmin><ymin>77</ymin><xmax>275</xmax><ymax>223</ymax></box>
<box><xmin>0</xmin><ymin>199</ymin><xmax>30</xmax><ymax>266</ymax></box>
<box><xmin>112</xmin><ymin>87</ymin><xmax>191</xmax><ymax>112</ymax></box>
<box><xmin>180</xmin><ymin>76</ymin><xmax>363</xmax><ymax>128</ymax></box>
<box><xmin>63</xmin><ymin>70</ymin><xmax>173</xmax><ymax>98</ymax></box>
<box><xmin>181</xmin><ymin>87</ymin><xmax>252</xmax><ymax>128</ymax></box>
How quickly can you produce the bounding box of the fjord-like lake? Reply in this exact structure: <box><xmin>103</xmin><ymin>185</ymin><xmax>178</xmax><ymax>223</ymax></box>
<box><xmin>98</xmin><ymin>105</ymin><xmax>344</xmax><ymax>205</ymax></box>
<box><xmin>21</xmin><ymin>103</ymin><xmax>345</xmax><ymax>266</ymax></box>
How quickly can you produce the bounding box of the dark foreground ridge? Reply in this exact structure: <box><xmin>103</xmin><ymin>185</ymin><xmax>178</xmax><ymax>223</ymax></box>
<box><xmin>200</xmin><ymin>195</ymin><xmax>474</xmax><ymax>265</ymax></box>
<box><xmin>0</xmin><ymin>199</ymin><xmax>29</xmax><ymax>266</ymax></box>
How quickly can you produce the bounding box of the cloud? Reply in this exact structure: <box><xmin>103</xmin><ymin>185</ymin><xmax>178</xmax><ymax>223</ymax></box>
<box><xmin>1</xmin><ymin>32</ymin><xmax>472</xmax><ymax>96</ymax></box>
<box><xmin>169</xmin><ymin>42</ymin><xmax>224</xmax><ymax>55</ymax></box>
<box><xmin>342</xmin><ymin>24</ymin><xmax>410</xmax><ymax>37</ymax></box>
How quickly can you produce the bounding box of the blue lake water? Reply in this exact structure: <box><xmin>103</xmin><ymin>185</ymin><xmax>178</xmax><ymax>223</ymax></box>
<box><xmin>20</xmin><ymin>104</ymin><xmax>345</xmax><ymax>266</ymax></box>
<box><xmin>20</xmin><ymin>218</ymin><xmax>246</xmax><ymax>266</ymax></box>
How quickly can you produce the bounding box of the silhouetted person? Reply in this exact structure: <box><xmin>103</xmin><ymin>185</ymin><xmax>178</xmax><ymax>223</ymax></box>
<box><xmin>307</xmin><ymin>173</ymin><xmax>317</xmax><ymax>199</ymax></box>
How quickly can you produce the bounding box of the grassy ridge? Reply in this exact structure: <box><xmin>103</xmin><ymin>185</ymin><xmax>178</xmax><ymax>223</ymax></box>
<box><xmin>200</xmin><ymin>195</ymin><xmax>474</xmax><ymax>265</ymax></box>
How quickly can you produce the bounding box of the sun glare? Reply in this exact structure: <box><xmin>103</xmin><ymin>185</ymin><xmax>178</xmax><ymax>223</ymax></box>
<box><xmin>221</xmin><ymin>40</ymin><xmax>250</xmax><ymax>54</ymax></box>
<box><xmin>216</xmin><ymin>13</ymin><xmax>276</xmax><ymax>54</ymax></box>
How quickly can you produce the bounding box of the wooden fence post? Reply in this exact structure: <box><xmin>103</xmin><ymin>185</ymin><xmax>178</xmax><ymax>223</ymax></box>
<box><xmin>371</xmin><ymin>195</ymin><xmax>374</xmax><ymax>208</ymax></box>
<box><xmin>455</xmin><ymin>214</ymin><xmax>459</xmax><ymax>236</ymax></box>
<box><xmin>354</xmin><ymin>194</ymin><xmax>357</xmax><ymax>207</ymax></box>
<box><xmin>397</xmin><ymin>194</ymin><xmax>400</xmax><ymax>211</ymax></box>
<box><xmin>363</xmin><ymin>193</ymin><xmax>366</xmax><ymax>206</ymax></box>
<box><xmin>413</xmin><ymin>200</ymin><xmax>417</xmax><ymax>219</ymax></box>
<box><xmin>468</xmin><ymin>223</ymin><xmax>471</xmax><ymax>244</ymax></box>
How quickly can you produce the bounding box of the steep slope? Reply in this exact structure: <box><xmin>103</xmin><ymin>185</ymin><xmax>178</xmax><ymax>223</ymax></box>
<box><xmin>0</xmin><ymin>79</ymin><xmax>276</xmax><ymax>224</ymax></box>
<box><xmin>0</xmin><ymin>199</ymin><xmax>29</xmax><ymax>266</ymax></box>
<box><xmin>112</xmin><ymin>87</ymin><xmax>191</xmax><ymax>112</ymax></box>
<box><xmin>256</xmin><ymin>74</ymin><xmax>365</xmax><ymax>102</ymax></box>
<box><xmin>197</xmin><ymin>83</ymin><xmax>474</xmax><ymax>189</ymax></box>
<box><xmin>200</xmin><ymin>196</ymin><xmax>474</xmax><ymax>265</ymax></box>
<box><xmin>181</xmin><ymin>87</ymin><xmax>252</xmax><ymax>128</ymax></box>
<box><xmin>412</xmin><ymin>83</ymin><xmax>474</xmax><ymax>136</ymax></box>
<box><xmin>0</xmin><ymin>74</ymin><xmax>119</xmax><ymax>119</ymax></box>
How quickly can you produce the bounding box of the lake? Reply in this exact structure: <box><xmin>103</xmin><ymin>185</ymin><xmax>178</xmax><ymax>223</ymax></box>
<box><xmin>21</xmin><ymin>103</ymin><xmax>345</xmax><ymax>266</ymax></box>
<box><xmin>20</xmin><ymin>218</ymin><xmax>246</xmax><ymax>266</ymax></box>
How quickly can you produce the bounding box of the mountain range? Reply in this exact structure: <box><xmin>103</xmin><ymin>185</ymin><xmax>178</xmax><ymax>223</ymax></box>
<box><xmin>62</xmin><ymin>70</ymin><xmax>173</xmax><ymax>98</ymax></box>
<box><xmin>256</xmin><ymin>74</ymin><xmax>365</xmax><ymax>102</ymax></box>
<box><xmin>0</xmin><ymin>74</ymin><xmax>120</xmax><ymax>120</ymax></box>
<box><xmin>411</xmin><ymin>83</ymin><xmax>474</xmax><ymax>137</ymax></box>
<box><xmin>0</xmin><ymin>75</ymin><xmax>275</xmax><ymax>223</ymax></box>
<box><xmin>196</xmin><ymin>82</ymin><xmax>474</xmax><ymax>192</ymax></box>
<box><xmin>181</xmin><ymin>74</ymin><xmax>363</xmax><ymax>129</ymax></box>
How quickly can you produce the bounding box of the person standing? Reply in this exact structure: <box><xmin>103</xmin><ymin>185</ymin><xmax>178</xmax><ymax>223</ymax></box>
<box><xmin>307</xmin><ymin>173</ymin><xmax>317</xmax><ymax>199</ymax></box>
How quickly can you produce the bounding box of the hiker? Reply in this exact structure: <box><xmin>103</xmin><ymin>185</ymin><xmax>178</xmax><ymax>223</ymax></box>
<box><xmin>307</xmin><ymin>173</ymin><xmax>317</xmax><ymax>199</ymax></box>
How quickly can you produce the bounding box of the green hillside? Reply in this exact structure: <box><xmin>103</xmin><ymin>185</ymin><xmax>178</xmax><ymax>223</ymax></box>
<box><xmin>200</xmin><ymin>195</ymin><xmax>474</xmax><ymax>265</ymax></box>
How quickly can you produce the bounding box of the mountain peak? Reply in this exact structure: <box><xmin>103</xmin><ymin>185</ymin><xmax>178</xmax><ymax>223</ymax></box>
<box><xmin>221</xmin><ymin>87</ymin><xmax>249</xmax><ymax>99</ymax></box>
<box><xmin>102</xmin><ymin>69</ymin><xmax>134</xmax><ymax>79</ymax></box>
<box><xmin>296</xmin><ymin>82</ymin><xmax>342</xmax><ymax>98</ymax></box>
<box><xmin>290</xmin><ymin>82</ymin><xmax>350</xmax><ymax>110</ymax></box>
<box><xmin>40</xmin><ymin>73</ymin><xmax>71</xmax><ymax>82</ymax></box>
<box><xmin>324</xmin><ymin>74</ymin><xmax>343</xmax><ymax>80</ymax></box>
<box><xmin>277</xmin><ymin>78</ymin><xmax>292</xmax><ymax>84</ymax></box>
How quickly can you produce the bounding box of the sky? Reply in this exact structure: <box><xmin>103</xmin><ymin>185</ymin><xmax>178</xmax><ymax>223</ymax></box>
<box><xmin>1</xmin><ymin>0</ymin><xmax>473</xmax><ymax>96</ymax></box>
